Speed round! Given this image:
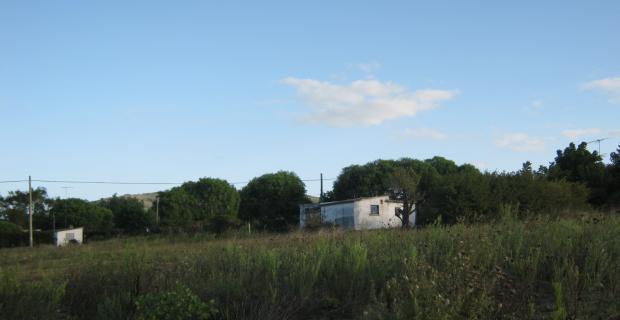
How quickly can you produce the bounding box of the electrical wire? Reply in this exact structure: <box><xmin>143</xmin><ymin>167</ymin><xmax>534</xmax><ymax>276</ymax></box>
<box><xmin>1</xmin><ymin>178</ymin><xmax>335</xmax><ymax>185</ymax></box>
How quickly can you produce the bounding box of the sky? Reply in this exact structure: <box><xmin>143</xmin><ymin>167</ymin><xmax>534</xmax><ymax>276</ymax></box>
<box><xmin>1</xmin><ymin>0</ymin><xmax>619</xmax><ymax>200</ymax></box>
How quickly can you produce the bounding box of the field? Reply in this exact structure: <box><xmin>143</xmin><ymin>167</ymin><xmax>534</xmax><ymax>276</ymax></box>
<box><xmin>1</xmin><ymin>213</ymin><xmax>619</xmax><ymax>320</ymax></box>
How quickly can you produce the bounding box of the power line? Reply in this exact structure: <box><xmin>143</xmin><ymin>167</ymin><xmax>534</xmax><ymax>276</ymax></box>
<box><xmin>1</xmin><ymin>177</ymin><xmax>336</xmax><ymax>186</ymax></box>
<box><xmin>0</xmin><ymin>180</ymin><xmax>28</xmax><ymax>184</ymax></box>
<box><xmin>33</xmin><ymin>179</ymin><xmax>183</xmax><ymax>185</ymax></box>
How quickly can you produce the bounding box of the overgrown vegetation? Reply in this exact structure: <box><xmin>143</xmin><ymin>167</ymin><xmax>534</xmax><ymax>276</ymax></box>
<box><xmin>1</xmin><ymin>213</ymin><xmax>618</xmax><ymax>319</ymax></box>
<box><xmin>2</xmin><ymin>142</ymin><xmax>619</xmax><ymax>246</ymax></box>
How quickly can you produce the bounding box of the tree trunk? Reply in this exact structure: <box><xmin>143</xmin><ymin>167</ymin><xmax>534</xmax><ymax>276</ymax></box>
<box><xmin>401</xmin><ymin>201</ymin><xmax>412</xmax><ymax>228</ymax></box>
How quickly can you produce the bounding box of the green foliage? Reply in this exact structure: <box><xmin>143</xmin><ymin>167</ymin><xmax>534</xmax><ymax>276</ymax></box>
<box><xmin>0</xmin><ymin>215</ymin><xmax>620</xmax><ymax>319</ymax></box>
<box><xmin>158</xmin><ymin>178</ymin><xmax>239</xmax><ymax>231</ymax></box>
<box><xmin>605</xmin><ymin>144</ymin><xmax>620</xmax><ymax>207</ymax></box>
<box><xmin>332</xmin><ymin>157</ymin><xmax>590</xmax><ymax>225</ymax></box>
<box><xmin>332</xmin><ymin>158</ymin><xmax>438</xmax><ymax>201</ymax></box>
<box><xmin>1</xmin><ymin>215</ymin><xmax>619</xmax><ymax>319</ymax></box>
<box><xmin>135</xmin><ymin>285</ymin><xmax>218</xmax><ymax>320</ymax></box>
<box><xmin>0</xmin><ymin>187</ymin><xmax>50</xmax><ymax>228</ymax></box>
<box><xmin>0</xmin><ymin>270</ymin><xmax>66</xmax><ymax>319</ymax></box>
<box><xmin>100</xmin><ymin>195</ymin><xmax>153</xmax><ymax>234</ymax></box>
<box><xmin>388</xmin><ymin>167</ymin><xmax>422</xmax><ymax>227</ymax></box>
<box><xmin>0</xmin><ymin>221</ymin><xmax>24</xmax><ymax>247</ymax></box>
<box><xmin>239</xmin><ymin>171</ymin><xmax>307</xmax><ymax>231</ymax></box>
<box><xmin>547</xmin><ymin>142</ymin><xmax>606</xmax><ymax>205</ymax></box>
<box><xmin>50</xmin><ymin>198</ymin><xmax>114</xmax><ymax>234</ymax></box>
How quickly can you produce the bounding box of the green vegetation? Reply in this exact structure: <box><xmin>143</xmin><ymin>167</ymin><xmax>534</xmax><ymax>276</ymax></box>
<box><xmin>99</xmin><ymin>196</ymin><xmax>154</xmax><ymax>234</ymax></box>
<box><xmin>239</xmin><ymin>171</ymin><xmax>309</xmax><ymax>231</ymax></box>
<box><xmin>156</xmin><ymin>178</ymin><xmax>240</xmax><ymax>232</ymax></box>
<box><xmin>0</xmin><ymin>213</ymin><xmax>618</xmax><ymax>319</ymax></box>
<box><xmin>50</xmin><ymin>198</ymin><xmax>114</xmax><ymax>234</ymax></box>
<box><xmin>1</xmin><ymin>142</ymin><xmax>619</xmax><ymax>249</ymax></box>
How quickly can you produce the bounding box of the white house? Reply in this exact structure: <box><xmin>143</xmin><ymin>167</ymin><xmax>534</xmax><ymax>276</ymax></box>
<box><xmin>299</xmin><ymin>195</ymin><xmax>414</xmax><ymax>230</ymax></box>
<box><xmin>54</xmin><ymin>227</ymin><xmax>84</xmax><ymax>246</ymax></box>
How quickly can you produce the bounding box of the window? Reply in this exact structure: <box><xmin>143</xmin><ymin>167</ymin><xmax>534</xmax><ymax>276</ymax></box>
<box><xmin>370</xmin><ymin>205</ymin><xmax>380</xmax><ymax>215</ymax></box>
<box><xmin>65</xmin><ymin>233</ymin><xmax>75</xmax><ymax>240</ymax></box>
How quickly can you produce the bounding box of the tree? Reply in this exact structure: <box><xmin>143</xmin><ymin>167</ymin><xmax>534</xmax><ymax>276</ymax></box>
<box><xmin>99</xmin><ymin>195</ymin><xmax>153</xmax><ymax>234</ymax></box>
<box><xmin>389</xmin><ymin>167</ymin><xmax>423</xmax><ymax>228</ymax></box>
<box><xmin>50</xmin><ymin>198</ymin><xmax>114</xmax><ymax>234</ymax></box>
<box><xmin>157</xmin><ymin>178</ymin><xmax>240</xmax><ymax>231</ymax></box>
<box><xmin>239</xmin><ymin>171</ymin><xmax>308</xmax><ymax>231</ymax></box>
<box><xmin>0</xmin><ymin>188</ymin><xmax>51</xmax><ymax>228</ymax></box>
<box><xmin>332</xmin><ymin>158</ymin><xmax>438</xmax><ymax>201</ymax></box>
<box><xmin>548</xmin><ymin>142</ymin><xmax>606</xmax><ymax>205</ymax></box>
<box><xmin>605</xmin><ymin>144</ymin><xmax>620</xmax><ymax>206</ymax></box>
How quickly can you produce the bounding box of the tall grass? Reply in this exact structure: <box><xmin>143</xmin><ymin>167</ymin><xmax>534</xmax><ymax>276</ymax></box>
<box><xmin>0</xmin><ymin>213</ymin><xmax>618</xmax><ymax>319</ymax></box>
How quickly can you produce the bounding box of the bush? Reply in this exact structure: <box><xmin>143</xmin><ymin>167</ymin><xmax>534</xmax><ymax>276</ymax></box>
<box><xmin>0</xmin><ymin>221</ymin><xmax>23</xmax><ymax>247</ymax></box>
<box><xmin>135</xmin><ymin>285</ymin><xmax>218</xmax><ymax>320</ymax></box>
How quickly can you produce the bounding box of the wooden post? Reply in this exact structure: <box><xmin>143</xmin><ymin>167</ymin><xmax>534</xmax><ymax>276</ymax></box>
<box><xmin>155</xmin><ymin>196</ymin><xmax>160</xmax><ymax>226</ymax></box>
<box><xmin>320</xmin><ymin>173</ymin><xmax>323</xmax><ymax>202</ymax></box>
<box><xmin>29</xmin><ymin>176</ymin><xmax>33</xmax><ymax>248</ymax></box>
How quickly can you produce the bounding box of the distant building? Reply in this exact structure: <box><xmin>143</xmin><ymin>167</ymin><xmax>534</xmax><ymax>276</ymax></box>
<box><xmin>54</xmin><ymin>227</ymin><xmax>84</xmax><ymax>246</ymax></box>
<box><xmin>299</xmin><ymin>195</ymin><xmax>413</xmax><ymax>230</ymax></box>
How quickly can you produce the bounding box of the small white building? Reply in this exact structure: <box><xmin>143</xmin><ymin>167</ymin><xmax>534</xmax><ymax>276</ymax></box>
<box><xmin>54</xmin><ymin>227</ymin><xmax>84</xmax><ymax>246</ymax></box>
<box><xmin>299</xmin><ymin>195</ymin><xmax>414</xmax><ymax>230</ymax></box>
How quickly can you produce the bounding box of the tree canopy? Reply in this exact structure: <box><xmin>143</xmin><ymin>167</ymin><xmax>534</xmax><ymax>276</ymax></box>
<box><xmin>50</xmin><ymin>198</ymin><xmax>114</xmax><ymax>234</ymax></box>
<box><xmin>99</xmin><ymin>195</ymin><xmax>153</xmax><ymax>234</ymax></box>
<box><xmin>239</xmin><ymin>171</ymin><xmax>308</xmax><ymax>231</ymax></box>
<box><xmin>157</xmin><ymin>178</ymin><xmax>240</xmax><ymax>231</ymax></box>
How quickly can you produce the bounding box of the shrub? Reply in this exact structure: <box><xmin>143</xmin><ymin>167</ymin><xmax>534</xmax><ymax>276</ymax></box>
<box><xmin>135</xmin><ymin>284</ymin><xmax>218</xmax><ymax>320</ymax></box>
<box><xmin>0</xmin><ymin>221</ymin><xmax>24</xmax><ymax>247</ymax></box>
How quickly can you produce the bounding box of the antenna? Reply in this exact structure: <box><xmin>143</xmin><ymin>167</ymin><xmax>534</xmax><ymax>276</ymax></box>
<box><xmin>61</xmin><ymin>186</ymin><xmax>73</xmax><ymax>198</ymax></box>
<box><xmin>587</xmin><ymin>137</ymin><xmax>609</xmax><ymax>155</ymax></box>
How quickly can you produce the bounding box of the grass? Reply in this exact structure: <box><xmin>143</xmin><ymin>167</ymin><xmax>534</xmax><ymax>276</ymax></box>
<box><xmin>0</xmin><ymin>213</ymin><xmax>619</xmax><ymax>319</ymax></box>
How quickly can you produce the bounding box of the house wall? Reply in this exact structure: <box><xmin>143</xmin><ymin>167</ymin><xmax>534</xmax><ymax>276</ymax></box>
<box><xmin>300</xmin><ymin>196</ymin><xmax>413</xmax><ymax>230</ymax></box>
<box><xmin>321</xmin><ymin>202</ymin><xmax>355</xmax><ymax>228</ymax></box>
<box><xmin>55</xmin><ymin>228</ymin><xmax>83</xmax><ymax>246</ymax></box>
<box><xmin>353</xmin><ymin>196</ymin><xmax>405</xmax><ymax>230</ymax></box>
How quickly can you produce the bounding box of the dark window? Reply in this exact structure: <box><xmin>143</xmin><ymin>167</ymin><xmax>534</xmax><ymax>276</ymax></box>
<box><xmin>370</xmin><ymin>205</ymin><xmax>380</xmax><ymax>215</ymax></box>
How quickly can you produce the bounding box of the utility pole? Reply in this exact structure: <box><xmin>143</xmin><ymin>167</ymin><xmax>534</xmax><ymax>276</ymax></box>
<box><xmin>320</xmin><ymin>173</ymin><xmax>323</xmax><ymax>203</ymax></box>
<box><xmin>155</xmin><ymin>196</ymin><xmax>160</xmax><ymax>226</ymax></box>
<box><xmin>28</xmin><ymin>175</ymin><xmax>33</xmax><ymax>248</ymax></box>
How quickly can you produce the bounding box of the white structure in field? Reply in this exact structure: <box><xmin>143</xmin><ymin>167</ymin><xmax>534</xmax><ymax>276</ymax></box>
<box><xmin>54</xmin><ymin>227</ymin><xmax>84</xmax><ymax>246</ymax></box>
<box><xmin>299</xmin><ymin>195</ymin><xmax>414</xmax><ymax>230</ymax></box>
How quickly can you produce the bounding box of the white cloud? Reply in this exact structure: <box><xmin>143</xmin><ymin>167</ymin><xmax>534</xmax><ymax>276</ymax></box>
<box><xmin>531</xmin><ymin>100</ymin><xmax>543</xmax><ymax>108</ymax></box>
<box><xmin>400</xmin><ymin>128</ymin><xmax>448</xmax><ymax>140</ymax></box>
<box><xmin>561</xmin><ymin>128</ymin><xmax>602</xmax><ymax>139</ymax></box>
<box><xmin>495</xmin><ymin>133</ymin><xmax>546</xmax><ymax>152</ymax></box>
<box><xmin>582</xmin><ymin>77</ymin><xmax>620</xmax><ymax>103</ymax></box>
<box><xmin>283</xmin><ymin>77</ymin><xmax>457</xmax><ymax>127</ymax></box>
<box><xmin>609</xmin><ymin>130</ymin><xmax>620</xmax><ymax>137</ymax></box>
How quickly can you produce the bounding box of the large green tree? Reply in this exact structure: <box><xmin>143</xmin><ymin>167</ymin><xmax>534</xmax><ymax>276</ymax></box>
<box><xmin>547</xmin><ymin>142</ymin><xmax>606</xmax><ymax>205</ymax></box>
<box><xmin>99</xmin><ymin>195</ymin><xmax>154</xmax><ymax>234</ymax></box>
<box><xmin>332</xmin><ymin>158</ymin><xmax>439</xmax><ymax>201</ymax></box>
<box><xmin>157</xmin><ymin>178</ymin><xmax>240</xmax><ymax>230</ymax></box>
<box><xmin>50</xmin><ymin>198</ymin><xmax>114</xmax><ymax>234</ymax></box>
<box><xmin>239</xmin><ymin>171</ymin><xmax>308</xmax><ymax>231</ymax></box>
<box><xmin>0</xmin><ymin>187</ymin><xmax>51</xmax><ymax>228</ymax></box>
<box><xmin>389</xmin><ymin>167</ymin><xmax>424</xmax><ymax>228</ymax></box>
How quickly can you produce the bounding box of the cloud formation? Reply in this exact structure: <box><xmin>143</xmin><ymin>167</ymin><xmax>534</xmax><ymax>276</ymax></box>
<box><xmin>400</xmin><ymin>127</ymin><xmax>448</xmax><ymax>140</ymax></box>
<box><xmin>582</xmin><ymin>77</ymin><xmax>620</xmax><ymax>103</ymax></box>
<box><xmin>495</xmin><ymin>133</ymin><xmax>546</xmax><ymax>152</ymax></box>
<box><xmin>283</xmin><ymin>78</ymin><xmax>457</xmax><ymax>127</ymax></box>
<box><xmin>561</xmin><ymin>128</ymin><xmax>601</xmax><ymax>139</ymax></box>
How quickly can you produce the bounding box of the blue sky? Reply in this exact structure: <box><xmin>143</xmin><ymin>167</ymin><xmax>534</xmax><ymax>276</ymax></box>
<box><xmin>1</xmin><ymin>0</ymin><xmax>619</xmax><ymax>200</ymax></box>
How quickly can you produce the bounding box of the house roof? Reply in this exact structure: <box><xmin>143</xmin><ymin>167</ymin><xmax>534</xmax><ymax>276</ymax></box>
<box><xmin>301</xmin><ymin>195</ymin><xmax>402</xmax><ymax>208</ymax></box>
<box><xmin>54</xmin><ymin>227</ymin><xmax>83</xmax><ymax>233</ymax></box>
